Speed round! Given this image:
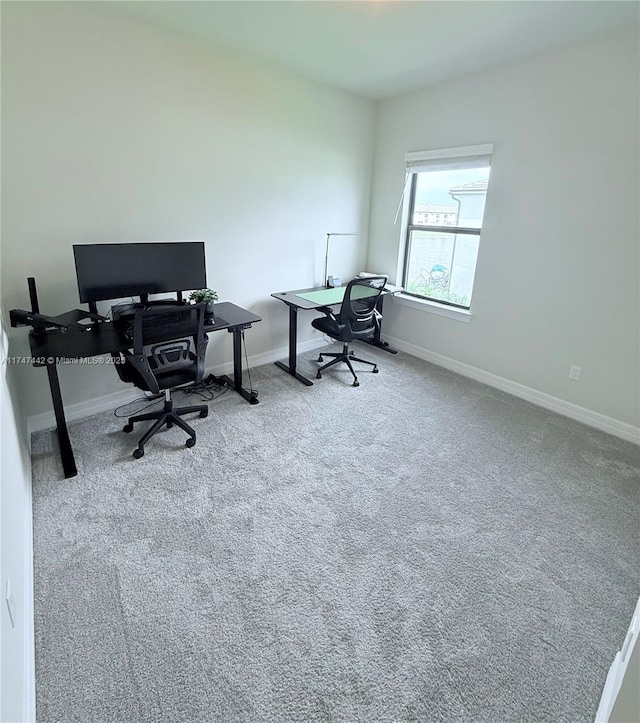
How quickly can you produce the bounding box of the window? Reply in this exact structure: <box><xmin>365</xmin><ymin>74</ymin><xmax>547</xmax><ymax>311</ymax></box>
<box><xmin>401</xmin><ymin>144</ymin><xmax>492</xmax><ymax>310</ymax></box>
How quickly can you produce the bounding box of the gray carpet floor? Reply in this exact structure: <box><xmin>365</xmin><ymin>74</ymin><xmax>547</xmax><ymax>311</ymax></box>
<box><xmin>31</xmin><ymin>344</ymin><xmax>640</xmax><ymax>723</ymax></box>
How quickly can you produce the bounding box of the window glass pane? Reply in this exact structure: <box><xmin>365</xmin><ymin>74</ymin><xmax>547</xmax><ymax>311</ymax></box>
<box><xmin>404</xmin><ymin>230</ymin><xmax>479</xmax><ymax>308</ymax></box>
<box><xmin>413</xmin><ymin>166</ymin><xmax>490</xmax><ymax>228</ymax></box>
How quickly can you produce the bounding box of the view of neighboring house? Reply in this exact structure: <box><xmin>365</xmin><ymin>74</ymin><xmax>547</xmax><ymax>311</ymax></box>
<box><xmin>449</xmin><ymin>179</ymin><xmax>489</xmax><ymax>228</ymax></box>
<box><xmin>414</xmin><ymin>203</ymin><xmax>459</xmax><ymax>226</ymax></box>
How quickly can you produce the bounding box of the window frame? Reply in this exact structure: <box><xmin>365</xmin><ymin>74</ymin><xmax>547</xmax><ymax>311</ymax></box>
<box><xmin>398</xmin><ymin>144</ymin><xmax>493</xmax><ymax>314</ymax></box>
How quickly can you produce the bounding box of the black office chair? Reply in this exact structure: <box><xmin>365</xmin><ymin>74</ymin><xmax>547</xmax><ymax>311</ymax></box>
<box><xmin>112</xmin><ymin>303</ymin><xmax>209</xmax><ymax>458</ymax></box>
<box><xmin>311</xmin><ymin>276</ymin><xmax>387</xmax><ymax>386</ymax></box>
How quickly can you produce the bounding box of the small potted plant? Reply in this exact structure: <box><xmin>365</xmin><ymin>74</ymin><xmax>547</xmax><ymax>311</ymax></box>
<box><xmin>189</xmin><ymin>288</ymin><xmax>219</xmax><ymax>321</ymax></box>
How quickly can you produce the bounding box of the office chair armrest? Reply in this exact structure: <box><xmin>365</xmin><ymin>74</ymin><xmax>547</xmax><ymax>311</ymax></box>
<box><xmin>318</xmin><ymin>306</ymin><xmax>349</xmax><ymax>334</ymax></box>
<box><xmin>123</xmin><ymin>352</ymin><xmax>161</xmax><ymax>395</ymax></box>
<box><xmin>317</xmin><ymin>306</ymin><xmax>337</xmax><ymax>321</ymax></box>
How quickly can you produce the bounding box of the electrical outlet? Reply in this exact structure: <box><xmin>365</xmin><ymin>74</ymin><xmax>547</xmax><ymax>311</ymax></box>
<box><xmin>569</xmin><ymin>365</ymin><xmax>582</xmax><ymax>381</ymax></box>
<box><xmin>5</xmin><ymin>580</ymin><xmax>16</xmax><ymax>628</ymax></box>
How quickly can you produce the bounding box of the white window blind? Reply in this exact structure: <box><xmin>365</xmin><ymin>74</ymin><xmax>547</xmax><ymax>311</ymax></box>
<box><xmin>404</xmin><ymin>143</ymin><xmax>493</xmax><ymax>173</ymax></box>
<box><xmin>394</xmin><ymin>143</ymin><xmax>493</xmax><ymax>223</ymax></box>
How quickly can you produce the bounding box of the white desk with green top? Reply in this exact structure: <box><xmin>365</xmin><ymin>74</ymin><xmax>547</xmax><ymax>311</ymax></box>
<box><xmin>271</xmin><ymin>283</ymin><xmax>401</xmax><ymax>386</ymax></box>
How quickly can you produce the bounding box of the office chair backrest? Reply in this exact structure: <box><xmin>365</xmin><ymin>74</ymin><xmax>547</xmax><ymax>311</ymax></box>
<box><xmin>339</xmin><ymin>276</ymin><xmax>387</xmax><ymax>337</ymax></box>
<box><xmin>115</xmin><ymin>303</ymin><xmax>208</xmax><ymax>394</ymax></box>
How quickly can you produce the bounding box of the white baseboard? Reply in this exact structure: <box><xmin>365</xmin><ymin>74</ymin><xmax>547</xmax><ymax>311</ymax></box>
<box><xmin>385</xmin><ymin>335</ymin><xmax>640</xmax><ymax>445</ymax></box>
<box><xmin>27</xmin><ymin>335</ymin><xmax>636</xmax><ymax>445</ymax></box>
<box><xmin>26</xmin><ymin>338</ymin><xmax>325</xmax><ymax>435</ymax></box>
<box><xmin>240</xmin><ymin>337</ymin><xmax>324</xmax><ymax>370</ymax></box>
<box><xmin>27</xmin><ymin>387</ymin><xmax>142</xmax><ymax>435</ymax></box>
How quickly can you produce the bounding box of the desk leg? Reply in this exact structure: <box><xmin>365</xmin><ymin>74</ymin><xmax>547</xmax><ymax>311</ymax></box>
<box><xmin>363</xmin><ymin>295</ymin><xmax>398</xmax><ymax>354</ymax></box>
<box><xmin>46</xmin><ymin>363</ymin><xmax>77</xmax><ymax>478</ymax></box>
<box><xmin>217</xmin><ymin>328</ymin><xmax>259</xmax><ymax>404</ymax></box>
<box><xmin>274</xmin><ymin>305</ymin><xmax>313</xmax><ymax>386</ymax></box>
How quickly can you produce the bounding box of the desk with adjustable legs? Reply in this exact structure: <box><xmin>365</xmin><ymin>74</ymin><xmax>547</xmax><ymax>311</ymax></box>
<box><xmin>13</xmin><ymin>299</ymin><xmax>261</xmax><ymax>478</ymax></box>
<box><xmin>271</xmin><ymin>284</ymin><xmax>399</xmax><ymax>386</ymax></box>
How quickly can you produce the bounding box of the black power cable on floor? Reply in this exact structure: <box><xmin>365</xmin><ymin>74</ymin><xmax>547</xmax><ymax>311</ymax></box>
<box><xmin>241</xmin><ymin>329</ymin><xmax>259</xmax><ymax>400</ymax></box>
<box><xmin>179</xmin><ymin>376</ymin><xmax>228</xmax><ymax>402</ymax></box>
<box><xmin>113</xmin><ymin>394</ymin><xmax>163</xmax><ymax>419</ymax></box>
<box><xmin>113</xmin><ymin>376</ymin><xmax>228</xmax><ymax>419</ymax></box>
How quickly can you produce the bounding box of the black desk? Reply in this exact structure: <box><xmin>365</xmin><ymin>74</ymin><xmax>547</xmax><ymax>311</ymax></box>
<box><xmin>271</xmin><ymin>285</ymin><xmax>398</xmax><ymax>386</ymax></box>
<box><xmin>25</xmin><ymin>301</ymin><xmax>261</xmax><ymax>478</ymax></box>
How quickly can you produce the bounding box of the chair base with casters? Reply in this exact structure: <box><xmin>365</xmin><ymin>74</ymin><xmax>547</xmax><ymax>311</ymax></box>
<box><xmin>123</xmin><ymin>389</ymin><xmax>208</xmax><ymax>459</ymax></box>
<box><xmin>316</xmin><ymin>342</ymin><xmax>378</xmax><ymax>387</ymax></box>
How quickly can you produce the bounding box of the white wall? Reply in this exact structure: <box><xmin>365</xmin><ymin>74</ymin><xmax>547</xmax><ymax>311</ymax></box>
<box><xmin>0</xmin><ymin>314</ymin><xmax>35</xmax><ymax>723</ymax></box>
<box><xmin>1</xmin><ymin>1</ymin><xmax>375</xmax><ymax>419</ymax></box>
<box><xmin>368</xmin><ymin>28</ymin><xmax>640</xmax><ymax>430</ymax></box>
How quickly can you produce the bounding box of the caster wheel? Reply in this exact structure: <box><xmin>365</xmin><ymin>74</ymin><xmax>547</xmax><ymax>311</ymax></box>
<box><xmin>186</xmin><ymin>438</ymin><xmax>196</xmax><ymax>448</ymax></box>
<box><xmin>123</xmin><ymin>423</ymin><xmax>133</xmax><ymax>433</ymax></box>
<box><xmin>167</xmin><ymin>421</ymin><xmax>173</xmax><ymax>429</ymax></box>
<box><xmin>373</xmin><ymin>367</ymin><xmax>379</xmax><ymax>374</ymax></box>
<box><xmin>199</xmin><ymin>410</ymin><xmax>208</xmax><ymax>418</ymax></box>
<box><xmin>353</xmin><ymin>380</ymin><xmax>360</xmax><ymax>387</ymax></box>
<box><xmin>316</xmin><ymin>371</ymin><xmax>322</xmax><ymax>379</ymax></box>
<box><xmin>317</xmin><ymin>356</ymin><xmax>323</xmax><ymax>362</ymax></box>
<box><xmin>133</xmin><ymin>448</ymin><xmax>144</xmax><ymax>459</ymax></box>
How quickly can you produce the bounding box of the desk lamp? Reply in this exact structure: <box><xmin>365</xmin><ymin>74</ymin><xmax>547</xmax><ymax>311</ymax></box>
<box><xmin>324</xmin><ymin>232</ymin><xmax>358</xmax><ymax>288</ymax></box>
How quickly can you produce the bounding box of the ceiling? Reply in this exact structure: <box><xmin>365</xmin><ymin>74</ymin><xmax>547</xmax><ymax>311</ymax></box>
<box><xmin>115</xmin><ymin>1</ymin><xmax>639</xmax><ymax>100</ymax></box>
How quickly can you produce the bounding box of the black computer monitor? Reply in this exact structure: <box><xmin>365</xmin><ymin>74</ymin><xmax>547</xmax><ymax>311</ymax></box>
<box><xmin>73</xmin><ymin>242</ymin><xmax>207</xmax><ymax>304</ymax></box>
